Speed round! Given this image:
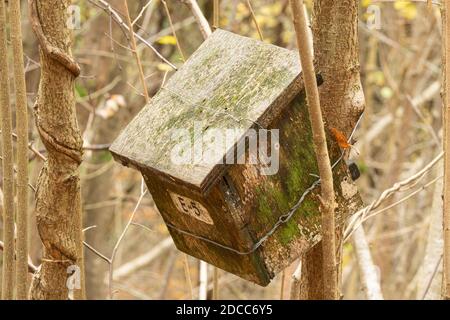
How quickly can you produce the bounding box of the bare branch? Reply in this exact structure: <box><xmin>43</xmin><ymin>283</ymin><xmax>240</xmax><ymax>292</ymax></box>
<box><xmin>246</xmin><ymin>0</ymin><xmax>264</xmax><ymax>41</ymax></box>
<box><xmin>180</xmin><ymin>0</ymin><xmax>212</xmax><ymax>39</ymax></box>
<box><xmin>290</xmin><ymin>0</ymin><xmax>338</xmax><ymax>299</ymax></box>
<box><xmin>352</xmin><ymin>226</ymin><xmax>384</xmax><ymax>300</ymax></box>
<box><xmin>88</xmin><ymin>0</ymin><xmax>177</xmax><ymax>70</ymax></box>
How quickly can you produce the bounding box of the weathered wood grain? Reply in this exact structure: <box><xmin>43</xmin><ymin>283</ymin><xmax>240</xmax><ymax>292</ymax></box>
<box><xmin>110</xmin><ymin>29</ymin><xmax>301</xmax><ymax>193</ymax></box>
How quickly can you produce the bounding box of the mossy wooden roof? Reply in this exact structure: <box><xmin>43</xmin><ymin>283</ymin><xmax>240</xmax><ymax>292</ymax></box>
<box><xmin>110</xmin><ymin>29</ymin><xmax>302</xmax><ymax>193</ymax></box>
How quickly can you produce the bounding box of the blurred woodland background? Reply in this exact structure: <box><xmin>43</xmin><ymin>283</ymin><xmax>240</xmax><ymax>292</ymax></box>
<box><xmin>0</xmin><ymin>0</ymin><xmax>446</xmax><ymax>300</ymax></box>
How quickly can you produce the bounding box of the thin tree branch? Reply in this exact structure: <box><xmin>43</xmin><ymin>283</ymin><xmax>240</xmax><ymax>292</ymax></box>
<box><xmin>121</xmin><ymin>0</ymin><xmax>150</xmax><ymax>103</ymax></box>
<box><xmin>246</xmin><ymin>0</ymin><xmax>264</xmax><ymax>41</ymax></box>
<box><xmin>213</xmin><ymin>0</ymin><xmax>219</xmax><ymax>29</ymax></box>
<box><xmin>0</xmin><ymin>241</ymin><xmax>38</xmax><ymax>274</ymax></box>
<box><xmin>198</xmin><ymin>261</ymin><xmax>208</xmax><ymax>300</ymax></box>
<box><xmin>345</xmin><ymin>152</ymin><xmax>444</xmax><ymax>240</ymax></box>
<box><xmin>290</xmin><ymin>0</ymin><xmax>338</xmax><ymax>300</ymax></box>
<box><xmin>88</xmin><ymin>0</ymin><xmax>177</xmax><ymax>70</ymax></box>
<box><xmin>183</xmin><ymin>254</ymin><xmax>194</xmax><ymax>299</ymax></box>
<box><xmin>108</xmin><ymin>180</ymin><xmax>147</xmax><ymax>299</ymax></box>
<box><xmin>180</xmin><ymin>0</ymin><xmax>212</xmax><ymax>39</ymax></box>
<box><xmin>444</xmin><ymin>0</ymin><xmax>450</xmax><ymax>300</ymax></box>
<box><xmin>162</xmin><ymin>0</ymin><xmax>186</xmax><ymax>61</ymax></box>
<box><xmin>352</xmin><ymin>226</ymin><xmax>384</xmax><ymax>300</ymax></box>
<box><xmin>132</xmin><ymin>0</ymin><xmax>153</xmax><ymax>25</ymax></box>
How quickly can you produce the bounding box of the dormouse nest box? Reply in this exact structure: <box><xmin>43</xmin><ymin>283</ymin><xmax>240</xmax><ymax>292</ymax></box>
<box><xmin>110</xmin><ymin>30</ymin><xmax>361</xmax><ymax>286</ymax></box>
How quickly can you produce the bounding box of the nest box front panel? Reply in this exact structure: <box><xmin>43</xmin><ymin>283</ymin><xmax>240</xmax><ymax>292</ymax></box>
<box><xmin>141</xmin><ymin>168</ymin><xmax>271</xmax><ymax>285</ymax></box>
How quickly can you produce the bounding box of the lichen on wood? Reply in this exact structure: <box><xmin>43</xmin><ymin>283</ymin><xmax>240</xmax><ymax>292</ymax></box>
<box><xmin>111</xmin><ymin>29</ymin><xmax>302</xmax><ymax>192</ymax></box>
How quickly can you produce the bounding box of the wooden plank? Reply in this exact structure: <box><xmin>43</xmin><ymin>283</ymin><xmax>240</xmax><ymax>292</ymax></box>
<box><xmin>110</xmin><ymin>29</ymin><xmax>301</xmax><ymax>192</ymax></box>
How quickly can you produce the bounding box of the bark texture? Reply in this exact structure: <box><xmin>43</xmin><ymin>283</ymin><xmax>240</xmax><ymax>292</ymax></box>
<box><xmin>311</xmin><ymin>0</ymin><xmax>365</xmax><ymax>134</ymax></box>
<box><xmin>10</xmin><ymin>0</ymin><xmax>30</xmax><ymax>299</ymax></box>
<box><xmin>0</xmin><ymin>0</ymin><xmax>16</xmax><ymax>300</ymax></box>
<box><xmin>28</xmin><ymin>0</ymin><xmax>85</xmax><ymax>300</ymax></box>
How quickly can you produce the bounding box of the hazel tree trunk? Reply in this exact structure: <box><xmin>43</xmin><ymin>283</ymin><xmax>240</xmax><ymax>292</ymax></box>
<box><xmin>10</xmin><ymin>0</ymin><xmax>30</xmax><ymax>300</ymax></box>
<box><xmin>28</xmin><ymin>0</ymin><xmax>85</xmax><ymax>300</ymax></box>
<box><xmin>298</xmin><ymin>0</ymin><xmax>365</xmax><ymax>299</ymax></box>
<box><xmin>0</xmin><ymin>0</ymin><xmax>16</xmax><ymax>300</ymax></box>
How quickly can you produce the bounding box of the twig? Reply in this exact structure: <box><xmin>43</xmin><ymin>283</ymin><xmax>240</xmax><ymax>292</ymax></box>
<box><xmin>213</xmin><ymin>267</ymin><xmax>219</xmax><ymax>300</ymax></box>
<box><xmin>246</xmin><ymin>0</ymin><xmax>264</xmax><ymax>41</ymax></box>
<box><xmin>108</xmin><ymin>179</ymin><xmax>147</xmax><ymax>299</ymax></box>
<box><xmin>158</xmin><ymin>250</ymin><xmax>177</xmax><ymax>299</ymax></box>
<box><xmin>130</xmin><ymin>222</ymin><xmax>153</xmax><ymax>234</ymax></box>
<box><xmin>162</xmin><ymin>0</ymin><xmax>186</xmax><ymax>61</ymax></box>
<box><xmin>78</xmin><ymin>76</ymin><xmax>121</xmax><ymax>103</ymax></box>
<box><xmin>83</xmin><ymin>241</ymin><xmax>111</xmax><ymax>264</ymax></box>
<box><xmin>121</xmin><ymin>0</ymin><xmax>150</xmax><ymax>103</ymax></box>
<box><xmin>180</xmin><ymin>0</ymin><xmax>212</xmax><ymax>39</ymax></box>
<box><xmin>1</xmin><ymin>130</ymin><xmax>47</xmax><ymax>161</ymax></box>
<box><xmin>213</xmin><ymin>0</ymin><xmax>220</xmax><ymax>29</ymax></box>
<box><xmin>132</xmin><ymin>0</ymin><xmax>153</xmax><ymax>25</ymax></box>
<box><xmin>290</xmin><ymin>0</ymin><xmax>338</xmax><ymax>299</ymax></box>
<box><xmin>405</xmin><ymin>95</ymin><xmax>440</xmax><ymax>146</ymax></box>
<box><xmin>352</xmin><ymin>226</ymin><xmax>384</xmax><ymax>300</ymax></box>
<box><xmin>113</xmin><ymin>237</ymin><xmax>173</xmax><ymax>280</ymax></box>
<box><xmin>88</xmin><ymin>0</ymin><xmax>177</xmax><ymax>70</ymax></box>
<box><xmin>421</xmin><ymin>254</ymin><xmax>443</xmax><ymax>299</ymax></box>
<box><xmin>0</xmin><ymin>154</ymin><xmax>36</xmax><ymax>192</ymax></box>
<box><xmin>83</xmin><ymin>143</ymin><xmax>111</xmax><ymax>151</ymax></box>
<box><xmin>345</xmin><ymin>152</ymin><xmax>444</xmax><ymax>240</ymax></box>
<box><xmin>444</xmin><ymin>0</ymin><xmax>450</xmax><ymax>300</ymax></box>
<box><xmin>361</xmin><ymin>176</ymin><xmax>442</xmax><ymax>225</ymax></box>
<box><xmin>0</xmin><ymin>240</ymin><xmax>37</xmax><ymax>274</ymax></box>
<box><xmin>199</xmin><ymin>261</ymin><xmax>208</xmax><ymax>300</ymax></box>
<box><xmin>144</xmin><ymin>16</ymin><xmax>196</xmax><ymax>43</ymax></box>
<box><xmin>183</xmin><ymin>254</ymin><xmax>194</xmax><ymax>299</ymax></box>
<box><xmin>280</xmin><ymin>270</ymin><xmax>286</xmax><ymax>300</ymax></box>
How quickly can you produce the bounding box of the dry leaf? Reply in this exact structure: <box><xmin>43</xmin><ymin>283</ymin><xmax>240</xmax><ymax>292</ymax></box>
<box><xmin>330</xmin><ymin>127</ymin><xmax>351</xmax><ymax>149</ymax></box>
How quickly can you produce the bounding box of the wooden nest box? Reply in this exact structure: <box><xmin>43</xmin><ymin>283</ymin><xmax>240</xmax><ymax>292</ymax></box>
<box><xmin>110</xmin><ymin>30</ymin><xmax>361</xmax><ymax>286</ymax></box>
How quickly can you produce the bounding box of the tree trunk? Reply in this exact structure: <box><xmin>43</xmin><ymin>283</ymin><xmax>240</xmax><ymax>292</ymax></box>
<box><xmin>0</xmin><ymin>0</ymin><xmax>16</xmax><ymax>300</ymax></box>
<box><xmin>28</xmin><ymin>0</ymin><xmax>85</xmax><ymax>300</ymax></box>
<box><xmin>297</xmin><ymin>0</ymin><xmax>365</xmax><ymax>299</ymax></box>
<box><xmin>10</xmin><ymin>0</ymin><xmax>30</xmax><ymax>300</ymax></box>
<box><xmin>443</xmin><ymin>0</ymin><xmax>450</xmax><ymax>300</ymax></box>
<box><xmin>311</xmin><ymin>0</ymin><xmax>365</xmax><ymax>134</ymax></box>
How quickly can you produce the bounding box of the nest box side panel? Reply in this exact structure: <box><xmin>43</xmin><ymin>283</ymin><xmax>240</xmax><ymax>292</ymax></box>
<box><xmin>224</xmin><ymin>91</ymin><xmax>363</xmax><ymax>275</ymax></box>
<box><xmin>140</xmin><ymin>168</ymin><xmax>271</xmax><ymax>285</ymax></box>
